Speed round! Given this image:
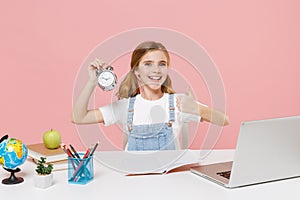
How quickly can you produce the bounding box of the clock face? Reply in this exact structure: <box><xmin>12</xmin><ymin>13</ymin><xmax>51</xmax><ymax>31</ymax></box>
<box><xmin>98</xmin><ymin>71</ymin><xmax>115</xmax><ymax>87</ymax></box>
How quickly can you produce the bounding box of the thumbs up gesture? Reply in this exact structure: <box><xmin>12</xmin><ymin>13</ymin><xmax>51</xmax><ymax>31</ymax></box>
<box><xmin>177</xmin><ymin>87</ymin><xmax>229</xmax><ymax>126</ymax></box>
<box><xmin>176</xmin><ymin>87</ymin><xmax>199</xmax><ymax>115</ymax></box>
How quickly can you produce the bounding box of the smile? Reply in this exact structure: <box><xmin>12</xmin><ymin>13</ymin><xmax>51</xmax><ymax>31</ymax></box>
<box><xmin>148</xmin><ymin>76</ymin><xmax>162</xmax><ymax>81</ymax></box>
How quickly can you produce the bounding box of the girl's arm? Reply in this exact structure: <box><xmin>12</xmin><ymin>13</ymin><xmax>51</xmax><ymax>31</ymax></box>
<box><xmin>197</xmin><ymin>103</ymin><xmax>229</xmax><ymax>126</ymax></box>
<box><xmin>176</xmin><ymin>89</ymin><xmax>229</xmax><ymax>126</ymax></box>
<box><xmin>71</xmin><ymin>59</ymin><xmax>105</xmax><ymax>124</ymax></box>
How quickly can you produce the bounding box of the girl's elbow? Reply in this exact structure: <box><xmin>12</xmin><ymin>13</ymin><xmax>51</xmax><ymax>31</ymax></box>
<box><xmin>223</xmin><ymin>116</ymin><xmax>230</xmax><ymax>126</ymax></box>
<box><xmin>71</xmin><ymin>117</ymin><xmax>79</xmax><ymax>124</ymax></box>
<box><xmin>70</xmin><ymin>113</ymin><xmax>81</xmax><ymax>124</ymax></box>
<box><xmin>71</xmin><ymin>118</ymin><xmax>78</xmax><ymax>124</ymax></box>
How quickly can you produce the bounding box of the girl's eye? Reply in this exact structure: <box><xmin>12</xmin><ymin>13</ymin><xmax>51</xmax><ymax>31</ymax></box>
<box><xmin>159</xmin><ymin>63</ymin><xmax>167</xmax><ymax>67</ymax></box>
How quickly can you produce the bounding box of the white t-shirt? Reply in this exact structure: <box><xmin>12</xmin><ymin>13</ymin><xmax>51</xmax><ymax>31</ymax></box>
<box><xmin>99</xmin><ymin>93</ymin><xmax>201</xmax><ymax>148</ymax></box>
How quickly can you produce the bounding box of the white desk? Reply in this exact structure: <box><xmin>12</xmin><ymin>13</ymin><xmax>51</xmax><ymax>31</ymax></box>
<box><xmin>1</xmin><ymin>150</ymin><xmax>300</xmax><ymax>200</ymax></box>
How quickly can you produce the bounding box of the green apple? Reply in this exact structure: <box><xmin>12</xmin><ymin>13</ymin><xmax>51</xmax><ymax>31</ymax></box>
<box><xmin>43</xmin><ymin>129</ymin><xmax>61</xmax><ymax>149</ymax></box>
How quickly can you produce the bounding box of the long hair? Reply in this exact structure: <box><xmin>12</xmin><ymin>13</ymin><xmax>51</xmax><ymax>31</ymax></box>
<box><xmin>116</xmin><ymin>41</ymin><xmax>175</xmax><ymax>99</ymax></box>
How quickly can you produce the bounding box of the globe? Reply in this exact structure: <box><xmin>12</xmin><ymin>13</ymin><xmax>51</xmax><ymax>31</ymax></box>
<box><xmin>0</xmin><ymin>135</ymin><xmax>28</xmax><ymax>184</ymax></box>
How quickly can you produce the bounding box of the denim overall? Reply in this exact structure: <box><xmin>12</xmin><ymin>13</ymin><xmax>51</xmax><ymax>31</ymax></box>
<box><xmin>127</xmin><ymin>94</ymin><xmax>176</xmax><ymax>151</ymax></box>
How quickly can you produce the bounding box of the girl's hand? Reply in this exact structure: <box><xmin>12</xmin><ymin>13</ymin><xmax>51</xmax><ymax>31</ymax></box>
<box><xmin>88</xmin><ymin>58</ymin><xmax>106</xmax><ymax>86</ymax></box>
<box><xmin>176</xmin><ymin>87</ymin><xmax>199</xmax><ymax>115</ymax></box>
<box><xmin>177</xmin><ymin>87</ymin><xmax>229</xmax><ymax>126</ymax></box>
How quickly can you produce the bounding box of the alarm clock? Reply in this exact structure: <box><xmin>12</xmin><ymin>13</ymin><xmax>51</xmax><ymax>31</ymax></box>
<box><xmin>96</xmin><ymin>65</ymin><xmax>117</xmax><ymax>91</ymax></box>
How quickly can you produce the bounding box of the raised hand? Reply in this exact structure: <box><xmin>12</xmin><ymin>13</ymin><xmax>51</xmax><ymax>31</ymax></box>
<box><xmin>88</xmin><ymin>58</ymin><xmax>106</xmax><ymax>85</ymax></box>
<box><xmin>176</xmin><ymin>87</ymin><xmax>199</xmax><ymax>116</ymax></box>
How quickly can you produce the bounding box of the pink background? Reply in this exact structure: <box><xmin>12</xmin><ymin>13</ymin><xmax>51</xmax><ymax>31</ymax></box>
<box><xmin>1</xmin><ymin>0</ymin><xmax>299</xmax><ymax>150</ymax></box>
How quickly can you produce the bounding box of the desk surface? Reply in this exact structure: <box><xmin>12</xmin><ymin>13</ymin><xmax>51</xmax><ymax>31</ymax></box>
<box><xmin>1</xmin><ymin>150</ymin><xmax>300</xmax><ymax>200</ymax></box>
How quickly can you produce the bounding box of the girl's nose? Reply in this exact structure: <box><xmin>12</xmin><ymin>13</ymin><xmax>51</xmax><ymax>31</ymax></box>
<box><xmin>152</xmin><ymin>65</ymin><xmax>161</xmax><ymax>73</ymax></box>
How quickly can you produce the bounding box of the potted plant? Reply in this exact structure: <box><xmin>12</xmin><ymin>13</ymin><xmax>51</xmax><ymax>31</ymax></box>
<box><xmin>34</xmin><ymin>157</ymin><xmax>53</xmax><ymax>189</ymax></box>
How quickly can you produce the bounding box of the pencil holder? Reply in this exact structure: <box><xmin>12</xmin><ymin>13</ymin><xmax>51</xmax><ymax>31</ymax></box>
<box><xmin>68</xmin><ymin>153</ymin><xmax>94</xmax><ymax>185</ymax></box>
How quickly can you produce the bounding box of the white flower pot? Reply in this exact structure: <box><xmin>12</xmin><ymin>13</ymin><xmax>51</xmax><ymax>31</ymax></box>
<box><xmin>34</xmin><ymin>173</ymin><xmax>53</xmax><ymax>189</ymax></box>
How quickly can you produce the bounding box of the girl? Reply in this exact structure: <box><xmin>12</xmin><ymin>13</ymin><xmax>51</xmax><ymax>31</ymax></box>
<box><xmin>71</xmin><ymin>41</ymin><xmax>229</xmax><ymax>150</ymax></box>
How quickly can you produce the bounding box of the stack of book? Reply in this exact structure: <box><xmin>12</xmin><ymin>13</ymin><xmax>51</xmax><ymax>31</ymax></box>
<box><xmin>27</xmin><ymin>143</ymin><xmax>68</xmax><ymax>171</ymax></box>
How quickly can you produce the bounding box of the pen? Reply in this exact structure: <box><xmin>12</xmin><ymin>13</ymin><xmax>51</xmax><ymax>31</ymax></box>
<box><xmin>61</xmin><ymin>144</ymin><xmax>75</xmax><ymax>158</ymax></box>
<box><xmin>69</xmin><ymin>144</ymin><xmax>80</xmax><ymax>158</ymax></box>
<box><xmin>88</xmin><ymin>141</ymin><xmax>99</xmax><ymax>157</ymax></box>
<box><xmin>62</xmin><ymin>144</ymin><xmax>72</xmax><ymax>157</ymax></box>
<box><xmin>83</xmin><ymin>146</ymin><xmax>91</xmax><ymax>158</ymax></box>
<box><xmin>71</xmin><ymin>146</ymin><xmax>92</xmax><ymax>181</ymax></box>
<box><xmin>74</xmin><ymin>142</ymin><xmax>99</xmax><ymax>181</ymax></box>
<box><xmin>62</xmin><ymin>144</ymin><xmax>77</xmax><ymax>169</ymax></box>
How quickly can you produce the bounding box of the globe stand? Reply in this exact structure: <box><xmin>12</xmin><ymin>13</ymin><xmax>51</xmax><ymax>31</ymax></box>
<box><xmin>2</xmin><ymin>167</ymin><xmax>24</xmax><ymax>185</ymax></box>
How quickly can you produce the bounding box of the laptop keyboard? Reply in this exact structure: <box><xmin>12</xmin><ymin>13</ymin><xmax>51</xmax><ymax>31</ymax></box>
<box><xmin>216</xmin><ymin>170</ymin><xmax>231</xmax><ymax>179</ymax></box>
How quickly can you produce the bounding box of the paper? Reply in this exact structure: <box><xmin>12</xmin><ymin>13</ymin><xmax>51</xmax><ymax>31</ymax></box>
<box><xmin>95</xmin><ymin>149</ymin><xmax>200</xmax><ymax>175</ymax></box>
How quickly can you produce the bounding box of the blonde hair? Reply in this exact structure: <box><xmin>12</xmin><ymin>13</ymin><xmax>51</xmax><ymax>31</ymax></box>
<box><xmin>117</xmin><ymin>41</ymin><xmax>175</xmax><ymax>99</ymax></box>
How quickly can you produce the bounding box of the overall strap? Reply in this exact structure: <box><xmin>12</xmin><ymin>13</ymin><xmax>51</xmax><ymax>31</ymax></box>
<box><xmin>168</xmin><ymin>94</ymin><xmax>175</xmax><ymax>127</ymax></box>
<box><xmin>127</xmin><ymin>96</ymin><xmax>136</xmax><ymax>131</ymax></box>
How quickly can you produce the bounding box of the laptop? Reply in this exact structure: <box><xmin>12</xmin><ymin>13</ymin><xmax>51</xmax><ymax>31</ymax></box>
<box><xmin>190</xmin><ymin>115</ymin><xmax>300</xmax><ymax>188</ymax></box>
